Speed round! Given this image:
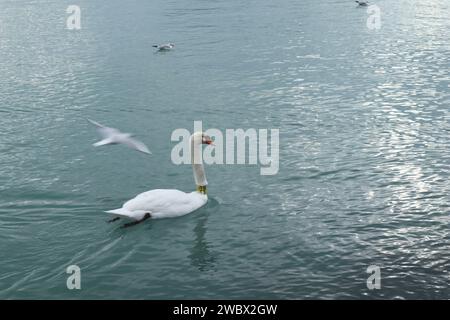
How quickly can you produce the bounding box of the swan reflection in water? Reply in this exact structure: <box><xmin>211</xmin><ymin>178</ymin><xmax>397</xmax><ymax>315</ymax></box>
<box><xmin>188</xmin><ymin>199</ymin><xmax>219</xmax><ymax>272</ymax></box>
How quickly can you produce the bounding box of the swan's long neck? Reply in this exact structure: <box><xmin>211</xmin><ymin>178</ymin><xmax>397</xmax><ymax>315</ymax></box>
<box><xmin>191</xmin><ymin>137</ymin><xmax>208</xmax><ymax>194</ymax></box>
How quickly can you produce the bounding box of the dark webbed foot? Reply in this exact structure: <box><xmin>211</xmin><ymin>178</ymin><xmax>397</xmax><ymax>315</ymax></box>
<box><xmin>107</xmin><ymin>217</ymin><xmax>121</xmax><ymax>223</ymax></box>
<box><xmin>121</xmin><ymin>213</ymin><xmax>151</xmax><ymax>228</ymax></box>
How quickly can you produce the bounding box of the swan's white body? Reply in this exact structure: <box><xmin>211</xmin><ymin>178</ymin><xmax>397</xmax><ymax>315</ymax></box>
<box><xmin>107</xmin><ymin>189</ymin><xmax>207</xmax><ymax>220</ymax></box>
<box><xmin>106</xmin><ymin>132</ymin><xmax>211</xmax><ymax>221</ymax></box>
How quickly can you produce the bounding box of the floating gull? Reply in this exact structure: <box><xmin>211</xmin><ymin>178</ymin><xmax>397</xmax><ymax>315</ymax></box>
<box><xmin>355</xmin><ymin>1</ymin><xmax>369</xmax><ymax>6</ymax></box>
<box><xmin>152</xmin><ymin>43</ymin><xmax>175</xmax><ymax>51</ymax></box>
<box><xmin>87</xmin><ymin>119</ymin><xmax>151</xmax><ymax>154</ymax></box>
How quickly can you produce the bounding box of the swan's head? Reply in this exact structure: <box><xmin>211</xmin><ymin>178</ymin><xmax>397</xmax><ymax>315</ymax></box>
<box><xmin>190</xmin><ymin>132</ymin><xmax>214</xmax><ymax>145</ymax></box>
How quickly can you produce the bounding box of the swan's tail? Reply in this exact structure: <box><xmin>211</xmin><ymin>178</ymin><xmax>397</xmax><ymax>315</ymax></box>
<box><xmin>106</xmin><ymin>208</ymin><xmax>136</xmax><ymax>219</ymax></box>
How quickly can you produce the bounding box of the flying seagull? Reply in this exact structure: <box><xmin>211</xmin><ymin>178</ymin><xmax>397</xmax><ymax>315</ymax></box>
<box><xmin>152</xmin><ymin>43</ymin><xmax>175</xmax><ymax>51</ymax></box>
<box><xmin>355</xmin><ymin>1</ymin><xmax>369</xmax><ymax>6</ymax></box>
<box><xmin>87</xmin><ymin>119</ymin><xmax>151</xmax><ymax>154</ymax></box>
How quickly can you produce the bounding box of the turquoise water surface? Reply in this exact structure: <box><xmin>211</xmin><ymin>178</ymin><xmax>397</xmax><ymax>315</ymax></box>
<box><xmin>0</xmin><ymin>0</ymin><xmax>449</xmax><ymax>299</ymax></box>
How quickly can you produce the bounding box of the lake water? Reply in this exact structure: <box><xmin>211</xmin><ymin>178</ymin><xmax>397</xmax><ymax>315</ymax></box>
<box><xmin>0</xmin><ymin>0</ymin><xmax>449</xmax><ymax>299</ymax></box>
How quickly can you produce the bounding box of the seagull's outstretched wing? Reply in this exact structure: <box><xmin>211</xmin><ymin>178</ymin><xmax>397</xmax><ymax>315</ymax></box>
<box><xmin>121</xmin><ymin>137</ymin><xmax>152</xmax><ymax>154</ymax></box>
<box><xmin>87</xmin><ymin>118</ymin><xmax>120</xmax><ymax>139</ymax></box>
<box><xmin>88</xmin><ymin>118</ymin><xmax>151</xmax><ymax>155</ymax></box>
<box><xmin>87</xmin><ymin>119</ymin><xmax>105</xmax><ymax>128</ymax></box>
<box><xmin>93</xmin><ymin>138</ymin><xmax>116</xmax><ymax>147</ymax></box>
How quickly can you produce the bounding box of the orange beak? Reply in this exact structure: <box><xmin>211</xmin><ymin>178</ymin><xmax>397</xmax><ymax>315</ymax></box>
<box><xmin>202</xmin><ymin>135</ymin><xmax>214</xmax><ymax>145</ymax></box>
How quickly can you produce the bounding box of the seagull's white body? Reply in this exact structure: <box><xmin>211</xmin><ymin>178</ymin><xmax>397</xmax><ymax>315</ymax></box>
<box><xmin>88</xmin><ymin>119</ymin><xmax>151</xmax><ymax>154</ymax></box>
<box><xmin>153</xmin><ymin>43</ymin><xmax>175</xmax><ymax>51</ymax></box>
<box><xmin>106</xmin><ymin>132</ymin><xmax>211</xmax><ymax>222</ymax></box>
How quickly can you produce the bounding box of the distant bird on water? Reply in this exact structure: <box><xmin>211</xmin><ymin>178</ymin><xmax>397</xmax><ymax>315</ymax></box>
<box><xmin>87</xmin><ymin>119</ymin><xmax>151</xmax><ymax>155</ymax></box>
<box><xmin>152</xmin><ymin>43</ymin><xmax>175</xmax><ymax>51</ymax></box>
<box><xmin>355</xmin><ymin>1</ymin><xmax>369</xmax><ymax>6</ymax></box>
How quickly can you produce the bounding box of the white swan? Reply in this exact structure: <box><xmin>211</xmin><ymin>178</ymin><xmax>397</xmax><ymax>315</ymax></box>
<box><xmin>106</xmin><ymin>132</ymin><xmax>213</xmax><ymax>227</ymax></box>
